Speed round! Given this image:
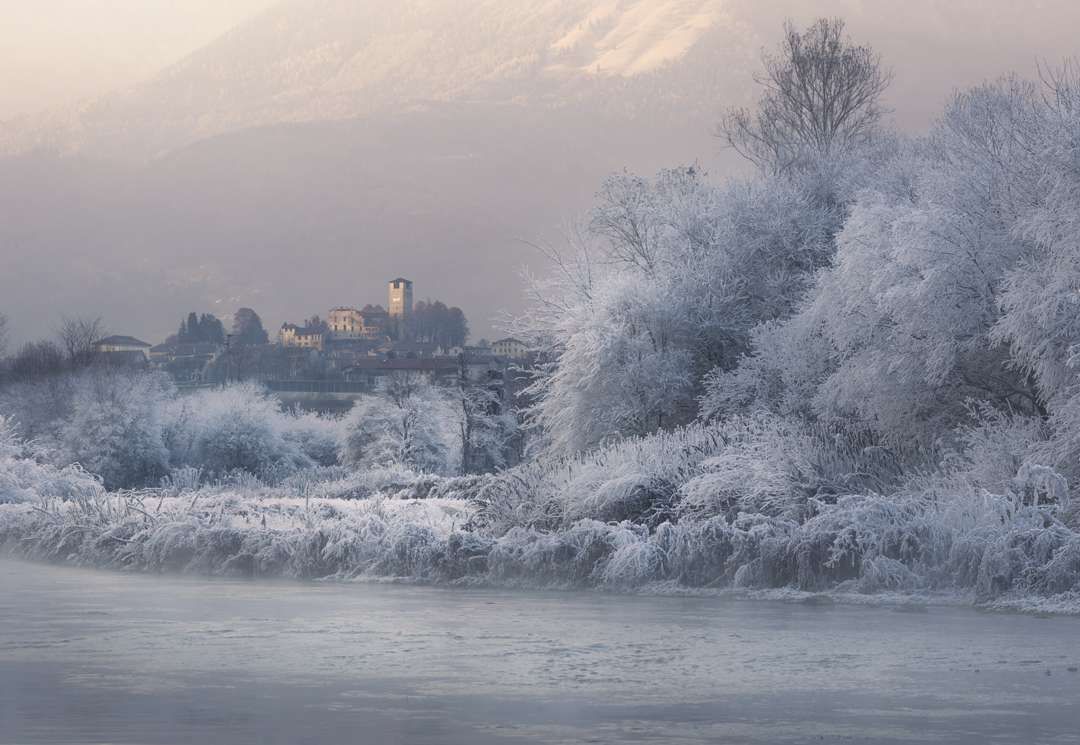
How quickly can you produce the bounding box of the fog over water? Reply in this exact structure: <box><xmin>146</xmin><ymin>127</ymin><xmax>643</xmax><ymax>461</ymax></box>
<box><xmin>2</xmin><ymin>560</ymin><xmax>1079</xmax><ymax>744</ymax></box>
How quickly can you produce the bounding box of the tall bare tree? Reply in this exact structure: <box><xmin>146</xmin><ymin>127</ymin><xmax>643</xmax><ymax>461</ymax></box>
<box><xmin>57</xmin><ymin>316</ymin><xmax>105</xmax><ymax>368</ymax></box>
<box><xmin>718</xmin><ymin>18</ymin><xmax>891</xmax><ymax>175</ymax></box>
<box><xmin>0</xmin><ymin>313</ymin><xmax>8</xmax><ymax>360</ymax></box>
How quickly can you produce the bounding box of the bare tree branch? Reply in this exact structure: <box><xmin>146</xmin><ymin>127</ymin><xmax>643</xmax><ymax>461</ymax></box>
<box><xmin>718</xmin><ymin>18</ymin><xmax>891</xmax><ymax>175</ymax></box>
<box><xmin>57</xmin><ymin>316</ymin><xmax>105</xmax><ymax>369</ymax></box>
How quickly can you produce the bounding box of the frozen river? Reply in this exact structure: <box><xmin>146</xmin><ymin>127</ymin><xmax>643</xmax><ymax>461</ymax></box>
<box><xmin>1</xmin><ymin>559</ymin><xmax>1079</xmax><ymax>744</ymax></box>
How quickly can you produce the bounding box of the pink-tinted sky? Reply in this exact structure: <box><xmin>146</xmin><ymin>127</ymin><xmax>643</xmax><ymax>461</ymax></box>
<box><xmin>0</xmin><ymin>0</ymin><xmax>275</xmax><ymax>119</ymax></box>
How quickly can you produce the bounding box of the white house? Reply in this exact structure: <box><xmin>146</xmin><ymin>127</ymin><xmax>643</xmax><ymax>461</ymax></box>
<box><xmin>92</xmin><ymin>335</ymin><xmax>153</xmax><ymax>358</ymax></box>
<box><xmin>491</xmin><ymin>337</ymin><xmax>528</xmax><ymax>359</ymax></box>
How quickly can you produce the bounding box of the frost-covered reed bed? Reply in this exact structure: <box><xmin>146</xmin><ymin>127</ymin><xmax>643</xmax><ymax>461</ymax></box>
<box><xmin>3</xmin><ymin>410</ymin><xmax>1080</xmax><ymax>612</ymax></box>
<box><xmin>2</xmin><ymin>486</ymin><xmax>1079</xmax><ymax>613</ymax></box>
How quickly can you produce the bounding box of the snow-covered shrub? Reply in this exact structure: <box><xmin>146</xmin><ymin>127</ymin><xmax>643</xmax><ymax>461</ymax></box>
<box><xmin>339</xmin><ymin>378</ymin><xmax>458</xmax><ymax>475</ymax></box>
<box><xmin>281</xmin><ymin>411</ymin><xmax>343</xmax><ymax>468</ymax></box>
<box><xmin>573</xmin><ymin>473</ymin><xmax>676</xmax><ymax>526</ymax></box>
<box><xmin>923</xmin><ymin>405</ymin><xmax>1052</xmax><ymax>498</ymax></box>
<box><xmin>969</xmin><ymin>517</ymin><xmax>1078</xmax><ymax>602</ymax></box>
<box><xmin>164</xmin><ymin>383</ymin><xmax>314</xmax><ymax>478</ymax></box>
<box><xmin>780</xmin><ymin>495</ymin><xmax>942</xmax><ymax>590</ymax></box>
<box><xmin>470</xmin><ymin>423</ymin><xmax>725</xmax><ymax>534</ymax></box>
<box><xmin>0</xmin><ymin>415</ymin><xmax>104</xmax><ymax>506</ymax></box>
<box><xmin>59</xmin><ymin>370</ymin><xmax>174</xmax><ymax>490</ymax></box>
<box><xmin>486</xmin><ymin>520</ymin><xmax>634</xmax><ymax>586</ymax></box>
<box><xmin>0</xmin><ymin>373</ymin><xmax>337</xmax><ymax>486</ymax></box>
<box><xmin>0</xmin><ymin>415</ymin><xmax>21</xmax><ymax>462</ymax></box>
<box><xmin>678</xmin><ymin>413</ymin><xmax>817</xmax><ymax>520</ymax></box>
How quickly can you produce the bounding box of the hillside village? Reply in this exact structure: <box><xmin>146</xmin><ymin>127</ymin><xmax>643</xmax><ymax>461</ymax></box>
<box><xmin>86</xmin><ymin>278</ymin><xmax>531</xmax><ymax>400</ymax></box>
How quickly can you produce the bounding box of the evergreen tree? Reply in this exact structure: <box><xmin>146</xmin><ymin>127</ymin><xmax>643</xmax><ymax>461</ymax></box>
<box><xmin>232</xmin><ymin>308</ymin><xmax>269</xmax><ymax>346</ymax></box>
<box><xmin>198</xmin><ymin>314</ymin><xmax>226</xmax><ymax>344</ymax></box>
<box><xmin>186</xmin><ymin>312</ymin><xmax>200</xmax><ymax>342</ymax></box>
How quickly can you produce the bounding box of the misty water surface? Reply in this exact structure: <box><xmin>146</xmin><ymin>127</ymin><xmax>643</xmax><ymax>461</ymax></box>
<box><xmin>1</xmin><ymin>560</ymin><xmax>1079</xmax><ymax>744</ymax></box>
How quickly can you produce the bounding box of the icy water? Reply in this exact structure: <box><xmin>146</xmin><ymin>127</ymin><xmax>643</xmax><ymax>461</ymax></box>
<box><xmin>2</xmin><ymin>560</ymin><xmax>1080</xmax><ymax>745</ymax></box>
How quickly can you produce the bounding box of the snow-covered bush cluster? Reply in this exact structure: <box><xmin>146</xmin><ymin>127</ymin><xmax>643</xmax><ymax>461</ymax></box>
<box><xmin>0</xmin><ymin>372</ymin><xmax>351</xmax><ymax>489</ymax></box>
<box><xmin>0</xmin><ymin>369</ymin><xmax>515</xmax><ymax>491</ymax></box>
<box><xmin>0</xmin><ymin>415</ymin><xmax>104</xmax><ymax>506</ymax></box>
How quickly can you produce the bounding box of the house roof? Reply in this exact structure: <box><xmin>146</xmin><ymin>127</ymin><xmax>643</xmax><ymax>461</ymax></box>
<box><xmin>94</xmin><ymin>335</ymin><xmax>151</xmax><ymax>348</ymax></box>
<box><xmin>493</xmin><ymin>337</ymin><xmax>524</xmax><ymax>346</ymax></box>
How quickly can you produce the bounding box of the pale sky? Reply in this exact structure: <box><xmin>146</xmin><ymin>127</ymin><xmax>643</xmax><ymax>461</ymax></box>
<box><xmin>3</xmin><ymin>0</ymin><xmax>1080</xmax><ymax>345</ymax></box>
<box><xmin>0</xmin><ymin>0</ymin><xmax>276</xmax><ymax>119</ymax></box>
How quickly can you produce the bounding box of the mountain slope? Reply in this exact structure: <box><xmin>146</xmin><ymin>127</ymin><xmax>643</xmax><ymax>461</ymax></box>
<box><xmin>3</xmin><ymin>0</ymin><xmax>740</xmax><ymax>160</ymax></box>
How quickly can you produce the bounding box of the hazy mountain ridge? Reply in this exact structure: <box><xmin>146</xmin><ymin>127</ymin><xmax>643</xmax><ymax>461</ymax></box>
<box><xmin>2</xmin><ymin>0</ymin><xmax>740</xmax><ymax>160</ymax></box>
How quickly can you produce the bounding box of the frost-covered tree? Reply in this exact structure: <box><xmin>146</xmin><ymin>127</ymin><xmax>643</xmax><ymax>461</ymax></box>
<box><xmin>458</xmin><ymin>375</ymin><xmax>520</xmax><ymax>474</ymax></box>
<box><xmin>165</xmin><ymin>382</ymin><xmax>312</xmax><ymax>477</ymax></box>
<box><xmin>517</xmin><ymin>165</ymin><xmax>840</xmax><ymax>454</ymax></box>
<box><xmin>60</xmin><ymin>370</ymin><xmax>174</xmax><ymax>490</ymax></box>
<box><xmin>57</xmin><ymin>316</ymin><xmax>105</xmax><ymax>369</ymax></box>
<box><xmin>526</xmin><ymin>268</ymin><xmax>696</xmax><ymax>453</ymax></box>
<box><xmin>990</xmin><ymin>69</ymin><xmax>1080</xmax><ymax>397</ymax></box>
<box><xmin>340</xmin><ymin>375</ymin><xmax>457</xmax><ymax>474</ymax></box>
<box><xmin>707</xmin><ymin>76</ymin><xmax>1048</xmax><ymax>445</ymax></box>
<box><xmin>516</xmin><ymin>16</ymin><xmax>896</xmax><ymax>458</ymax></box>
<box><xmin>719</xmin><ymin>17</ymin><xmax>891</xmax><ymax>175</ymax></box>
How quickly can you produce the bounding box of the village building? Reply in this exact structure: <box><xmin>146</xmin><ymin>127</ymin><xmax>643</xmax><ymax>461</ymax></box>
<box><xmin>92</xmin><ymin>335</ymin><xmax>153</xmax><ymax>358</ymax></box>
<box><xmin>327</xmin><ymin>307</ymin><xmax>364</xmax><ymax>338</ymax></box>
<box><xmin>327</xmin><ymin>306</ymin><xmax>388</xmax><ymax>340</ymax></box>
<box><xmin>491</xmin><ymin>337</ymin><xmax>529</xmax><ymax>359</ymax></box>
<box><xmin>388</xmin><ymin>278</ymin><xmax>414</xmax><ymax>319</ymax></box>
<box><xmin>279</xmin><ymin>323</ymin><xmax>325</xmax><ymax>351</ymax></box>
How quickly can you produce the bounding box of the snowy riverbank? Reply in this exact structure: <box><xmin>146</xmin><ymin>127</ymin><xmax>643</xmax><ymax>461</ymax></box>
<box><xmin>3</xmin><ymin>485</ymin><xmax>1080</xmax><ymax>616</ymax></box>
